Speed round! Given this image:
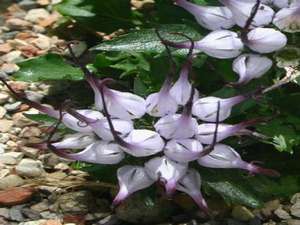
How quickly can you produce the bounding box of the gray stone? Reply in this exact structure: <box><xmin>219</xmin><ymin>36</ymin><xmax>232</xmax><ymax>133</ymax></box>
<box><xmin>25</xmin><ymin>90</ymin><xmax>44</xmax><ymax>102</ymax></box>
<box><xmin>20</xmin><ymin>126</ymin><xmax>42</xmax><ymax>137</ymax></box>
<box><xmin>287</xmin><ymin>219</ymin><xmax>300</xmax><ymax>225</ymax></box>
<box><xmin>0</xmin><ymin>168</ymin><xmax>10</xmax><ymax>179</ymax></box>
<box><xmin>0</xmin><ymin>208</ymin><xmax>9</xmax><ymax>219</ymax></box>
<box><xmin>0</xmin><ymin>31</ymin><xmax>18</xmax><ymax>41</ymax></box>
<box><xmin>0</xmin><ymin>143</ymin><xmax>6</xmax><ymax>153</ymax></box>
<box><xmin>0</xmin><ymin>106</ymin><xmax>7</xmax><ymax>119</ymax></box>
<box><xmin>25</xmin><ymin>9</ymin><xmax>50</xmax><ymax>23</ymax></box>
<box><xmin>0</xmin><ymin>119</ymin><xmax>13</xmax><ymax>132</ymax></box>
<box><xmin>291</xmin><ymin>193</ymin><xmax>300</xmax><ymax>204</ymax></box>
<box><xmin>6</xmin><ymin>18</ymin><xmax>31</xmax><ymax>30</ymax></box>
<box><xmin>0</xmin><ymin>50</ymin><xmax>22</xmax><ymax>63</ymax></box>
<box><xmin>40</xmin><ymin>211</ymin><xmax>60</xmax><ymax>219</ymax></box>
<box><xmin>16</xmin><ymin>159</ymin><xmax>44</xmax><ymax>177</ymax></box>
<box><xmin>18</xmin><ymin>220</ymin><xmax>47</xmax><ymax>225</ymax></box>
<box><xmin>4</xmin><ymin>101</ymin><xmax>22</xmax><ymax>111</ymax></box>
<box><xmin>291</xmin><ymin>202</ymin><xmax>300</xmax><ymax>218</ymax></box>
<box><xmin>274</xmin><ymin>206</ymin><xmax>291</xmax><ymax>219</ymax></box>
<box><xmin>9</xmin><ymin>206</ymin><xmax>25</xmax><ymax>222</ymax></box>
<box><xmin>21</xmin><ymin>208</ymin><xmax>41</xmax><ymax>220</ymax></box>
<box><xmin>0</xmin><ymin>152</ymin><xmax>24</xmax><ymax>165</ymax></box>
<box><xmin>0</xmin><ymin>174</ymin><xmax>24</xmax><ymax>190</ymax></box>
<box><xmin>0</xmin><ymin>133</ymin><xmax>10</xmax><ymax>144</ymax></box>
<box><xmin>0</xmin><ymin>92</ymin><xmax>9</xmax><ymax>104</ymax></box>
<box><xmin>21</xmin><ymin>146</ymin><xmax>39</xmax><ymax>159</ymax></box>
<box><xmin>18</xmin><ymin>0</ymin><xmax>38</xmax><ymax>10</ymax></box>
<box><xmin>30</xmin><ymin>200</ymin><xmax>49</xmax><ymax>212</ymax></box>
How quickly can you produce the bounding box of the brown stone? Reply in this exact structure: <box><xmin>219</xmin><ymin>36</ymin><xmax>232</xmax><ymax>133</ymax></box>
<box><xmin>43</xmin><ymin>220</ymin><xmax>62</xmax><ymax>225</ymax></box>
<box><xmin>0</xmin><ymin>187</ymin><xmax>35</xmax><ymax>206</ymax></box>
<box><xmin>0</xmin><ymin>43</ymin><xmax>12</xmax><ymax>54</ymax></box>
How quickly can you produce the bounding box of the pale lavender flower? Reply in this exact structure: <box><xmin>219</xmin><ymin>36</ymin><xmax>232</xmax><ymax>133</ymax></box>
<box><xmin>246</xmin><ymin>28</ymin><xmax>287</xmax><ymax>53</ymax></box>
<box><xmin>197</xmin><ymin>119</ymin><xmax>258</xmax><ymax>144</ymax></box>
<box><xmin>51</xmin><ymin>132</ymin><xmax>97</xmax><ymax>149</ymax></box>
<box><xmin>154</xmin><ymin>113</ymin><xmax>198</xmax><ymax>139</ymax></box>
<box><xmin>145</xmin><ymin>156</ymin><xmax>188</xmax><ymax>196</ymax></box>
<box><xmin>164</xmin><ymin>139</ymin><xmax>203</xmax><ymax>163</ymax></box>
<box><xmin>175</xmin><ymin>0</ymin><xmax>235</xmax><ymax>30</ymax></box>
<box><xmin>197</xmin><ymin>144</ymin><xmax>280</xmax><ymax>176</ymax></box>
<box><xmin>192</xmin><ymin>95</ymin><xmax>246</xmax><ymax>122</ymax></box>
<box><xmin>220</xmin><ymin>0</ymin><xmax>274</xmax><ymax>28</ymax></box>
<box><xmin>176</xmin><ymin>169</ymin><xmax>208</xmax><ymax>213</ymax></box>
<box><xmin>52</xmin><ymin>141</ymin><xmax>125</xmax><ymax>165</ymax></box>
<box><xmin>232</xmin><ymin>54</ymin><xmax>273</xmax><ymax>84</ymax></box>
<box><xmin>113</xmin><ymin>166</ymin><xmax>155</xmax><ymax>205</ymax></box>
<box><xmin>121</xmin><ymin>129</ymin><xmax>165</xmax><ymax>157</ymax></box>
<box><xmin>273</xmin><ymin>4</ymin><xmax>300</xmax><ymax>33</ymax></box>
<box><xmin>146</xmin><ymin>81</ymin><xmax>178</xmax><ymax>117</ymax></box>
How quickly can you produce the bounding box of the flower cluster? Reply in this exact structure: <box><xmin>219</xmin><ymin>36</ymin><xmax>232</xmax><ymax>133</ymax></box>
<box><xmin>2</xmin><ymin>0</ymin><xmax>298</xmax><ymax>212</ymax></box>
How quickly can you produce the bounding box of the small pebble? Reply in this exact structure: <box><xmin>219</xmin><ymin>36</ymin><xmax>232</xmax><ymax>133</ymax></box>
<box><xmin>16</xmin><ymin>158</ymin><xmax>44</xmax><ymax>177</ymax></box>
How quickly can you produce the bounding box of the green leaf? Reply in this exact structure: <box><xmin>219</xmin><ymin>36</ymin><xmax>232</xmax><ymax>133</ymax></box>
<box><xmin>13</xmin><ymin>54</ymin><xmax>83</xmax><ymax>82</ymax></box>
<box><xmin>56</xmin><ymin>0</ymin><xmax>133</xmax><ymax>33</ymax></box>
<box><xmin>23</xmin><ymin>113</ymin><xmax>57</xmax><ymax>123</ymax></box>
<box><xmin>91</xmin><ymin>24</ymin><xmax>202</xmax><ymax>55</ymax></box>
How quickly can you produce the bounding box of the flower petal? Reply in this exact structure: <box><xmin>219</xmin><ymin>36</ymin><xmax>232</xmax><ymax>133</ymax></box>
<box><xmin>273</xmin><ymin>6</ymin><xmax>300</xmax><ymax>33</ymax></box>
<box><xmin>52</xmin><ymin>133</ymin><xmax>97</xmax><ymax>149</ymax></box>
<box><xmin>113</xmin><ymin>165</ymin><xmax>154</xmax><ymax>205</ymax></box>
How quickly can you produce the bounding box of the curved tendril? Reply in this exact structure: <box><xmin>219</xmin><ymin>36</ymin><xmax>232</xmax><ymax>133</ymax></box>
<box><xmin>199</xmin><ymin>101</ymin><xmax>221</xmax><ymax>157</ymax></box>
<box><xmin>241</xmin><ymin>0</ymin><xmax>261</xmax><ymax>42</ymax></box>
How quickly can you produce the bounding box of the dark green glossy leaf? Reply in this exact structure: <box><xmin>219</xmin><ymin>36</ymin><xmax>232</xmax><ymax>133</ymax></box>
<box><xmin>92</xmin><ymin>24</ymin><xmax>202</xmax><ymax>55</ymax></box>
<box><xmin>13</xmin><ymin>54</ymin><xmax>83</xmax><ymax>82</ymax></box>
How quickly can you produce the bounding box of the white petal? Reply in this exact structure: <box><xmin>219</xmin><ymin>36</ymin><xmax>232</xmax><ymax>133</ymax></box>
<box><xmin>154</xmin><ymin>114</ymin><xmax>198</xmax><ymax>139</ymax></box>
<box><xmin>197</xmin><ymin>123</ymin><xmax>235</xmax><ymax>144</ymax></box>
<box><xmin>92</xmin><ymin>118</ymin><xmax>134</xmax><ymax>141</ymax></box>
<box><xmin>197</xmin><ymin>144</ymin><xmax>241</xmax><ymax>168</ymax></box>
<box><xmin>62</xmin><ymin>110</ymin><xmax>103</xmax><ymax>133</ymax></box>
<box><xmin>273</xmin><ymin>0</ymin><xmax>289</xmax><ymax>8</ymax></box>
<box><xmin>273</xmin><ymin>6</ymin><xmax>300</xmax><ymax>33</ymax></box>
<box><xmin>146</xmin><ymin>91</ymin><xmax>178</xmax><ymax>117</ymax></box>
<box><xmin>220</xmin><ymin>0</ymin><xmax>274</xmax><ymax>27</ymax></box>
<box><xmin>196</xmin><ymin>30</ymin><xmax>243</xmax><ymax>59</ymax></box>
<box><xmin>63</xmin><ymin>141</ymin><xmax>125</xmax><ymax>164</ymax></box>
<box><xmin>145</xmin><ymin>156</ymin><xmax>188</xmax><ymax>195</ymax></box>
<box><xmin>175</xmin><ymin>0</ymin><xmax>235</xmax><ymax>30</ymax></box>
<box><xmin>176</xmin><ymin>169</ymin><xmax>208</xmax><ymax>211</ymax></box>
<box><xmin>164</xmin><ymin>139</ymin><xmax>203</xmax><ymax>162</ymax></box>
<box><xmin>233</xmin><ymin>54</ymin><xmax>273</xmax><ymax>84</ymax></box>
<box><xmin>52</xmin><ymin>133</ymin><xmax>97</xmax><ymax>149</ymax></box>
<box><xmin>113</xmin><ymin>166</ymin><xmax>154</xmax><ymax>205</ymax></box>
<box><xmin>246</xmin><ymin>28</ymin><xmax>287</xmax><ymax>53</ymax></box>
<box><xmin>121</xmin><ymin>129</ymin><xmax>165</xmax><ymax>157</ymax></box>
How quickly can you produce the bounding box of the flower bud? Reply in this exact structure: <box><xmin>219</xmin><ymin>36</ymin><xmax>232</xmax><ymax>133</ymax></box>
<box><xmin>176</xmin><ymin>169</ymin><xmax>208</xmax><ymax>212</ymax></box>
<box><xmin>175</xmin><ymin>0</ymin><xmax>235</xmax><ymax>30</ymax></box>
<box><xmin>145</xmin><ymin>156</ymin><xmax>188</xmax><ymax>196</ymax></box>
<box><xmin>154</xmin><ymin>114</ymin><xmax>198</xmax><ymax>139</ymax></box>
<box><xmin>220</xmin><ymin>0</ymin><xmax>274</xmax><ymax>28</ymax></box>
<box><xmin>273</xmin><ymin>5</ymin><xmax>300</xmax><ymax>33</ymax></box>
<box><xmin>113</xmin><ymin>166</ymin><xmax>154</xmax><ymax>205</ymax></box>
<box><xmin>146</xmin><ymin>84</ymin><xmax>178</xmax><ymax>117</ymax></box>
<box><xmin>246</xmin><ymin>28</ymin><xmax>287</xmax><ymax>53</ymax></box>
<box><xmin>52</xmin><ymin>133</ymin><xmax>97</xmax><ymax>149</ymax></box>
<box><xmin>232</xmin><ymin>54</ymin><xmax>273</xmax><ymax>84</ymax></box>
<box><xmin>53</xmin><ymin>141</ymin><xmax>125</xmax><ymax>165</ymax></box>
<box><xmin>164</xmin><ymin>139</ymin><xmax>203</xmax><ymax>163</ymax></box>
<box><xmin>121</xmin><ymin>129</ymin><xmax>165</xmax><ymax>157</ymax></box>
<box><xmin>192</xmin><ymin>95</ymin><xmax>246</xmax><ymax>122</ymax></box>
<box><xmin>197</xmin><ymin>144</ymin><xmax>280</xmax><ymax>176</ymax></box>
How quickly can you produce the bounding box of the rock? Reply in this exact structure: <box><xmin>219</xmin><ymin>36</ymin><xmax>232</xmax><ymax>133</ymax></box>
<box><xmin>43</xmin><ymin>220</ymin><xmax>62</xmax><ymax>225</ymax></box>
<box><xmin>0</xmin><ymin>119</ymin><xmax>13</xmax><ymax>132</ymax></box>
<box><xmin>0</xmin><ymin>43</ymin><xmax>12</xmax><ymax>54</ymax></box>
<box><xmin>25</xmin><ymin>90</ymin><xmax>44</xmax><ymax>102</ymax></box>
<box><xmin>31</xmin><ymin>34</ymin><xmax>51</xmax><ymax>50</ymax></box>
<box><xmin>97</xmin><ymin>215</ymin><xmax>119</xmax><ymax>225</ymax></box>
<box><xmin>0</xmin><ymin>175</ymin><xmax>25</xmax><ymax>190</ymax></box>
<box><xmin>33</xmin><ymin>25</ymin><xmax>46</xmax><ymax>33</ymax></box>
<box><xmin>0</xmin><ymin>152</ymin><xmax>24</xmax><ymax>165</ymax></box>
<box><xmin>0</xmin><ymin>168</ymin><xmax>10</xmax><ymax>179</ymax></box>
<box><xmin>1</xmin><ymin>63</ymin><xmax>20</xmax><ymax>74</ymax></box>
<box><xmin>12</xmin><ymin>112</ymin><xmax>37</xmax><ymax>127</ymax></box>
<box><xmin>0</xmin><ymin>208</ymin><xmax>9</xmax><ymax>219</ymax></box>
<box><xmin>54</xmin><ymin>162</ymin><xmax>69</xmax><ymax>170</ymax></box>
<box><xmin>25</xmin><ymin>9</ymin><xmax>50</xmax><ymax>23</ymax></box>
<box><xmin>54</xmin><ymin>191</ymin><xmax>96</xmax><ymax>214</ymax></box>
<box><xmin>6</xmin><ymin>18</ymin><xmax>31</xmax><ymax>30</ymax></box>
<box><xmin>10</xmin><ymin>205</ymin><xmax>25</xmax><ymax>222</ymax></box>
<box><xmin>287</xmin><ymin>219</ymin><xmax>300</xmax><ymax>225</ymax></box>
<box><xmin>291</xmin><ymin>203</ymin><xmax>300</xmax><ymax>218</ymax></box>
<box><xmin>19</xmin><ymin>220</ymin><xmax>47</xmax><ymax>225</ymax></box>
<box><xmin>0</xmin><ymin>92</ymin><xmax>9</xmax><ymax>104</ymax></box>
<box><xmin>18</xmin><ymin>0</ymin><xmax>38</xmax><ymax>10</ymax></box>
<box><xmin>40</xmin><ymin>211</ymin><xmax>60</xmax><ymax>219</ymax></box>
<box><xmin>292</xmin><ymin>193</ymin><xmax>300</xmax><ymax>204</ymax></box>
<box><xmin>0</xmin><ymin>50</ymin><xmax>22</xmax><ymax>63</ymax></box>
<box><xmin>232</xmin><ymin>205</ymin><xmax>255</xmax><ymax>221</ymax></box>
<box><xmin>21</xmin><ymin>146</ymin><xmax>39</xmax><ymax>159</ymax></box>
<box><xmin>116</xmin><ymin>192</ymin><xmax>175</xmax><ymax>224</ymax></box>
<box><xmin>20</xmin><ymin>126</ymin><xmax>42</xmax><ymax>137</ymax></box>
<box><xmin>0</xmin><ymin>133</ymin><xmax>10</xmax><ymax>144</ymax></box>
<box><xmin>4</xmin><ymin>101</ymin><xmax>22</xmax><ymax>111</ymax></box>
<box><xmin>31</xmin><ymin>200</ymin><xmax>49</xmax><ymax>212</ymax></box>
<box><xmin>22</xmin><ymin>208</ymin><xmax>41</xmax><ymax>220</ymax></box>
<box><xmin>274</xmin><ymin>205</ymin><xmax>291</xmax><ymax>219</ymax></box>
<box><xmin>0</xmin><ymin>187</ymin><xmax>34</xmax><ymax>206</ymax></box>
<box><xmin>0</xmin><ymin>106</ymin><xmax>6</xmax><ymax>119</ymax></box>
<box><xmin>226</xmin><ymin>219</ymin><xmax>247</xmax><ymax>225</ymax></box>
<box><xmin>261</xmin><ymin>199</ymin><xmax>281</xmax><ymax>218</ymax></box>
<box><xmin>16</xmin><ymin>158</ymin><xmax>44</xmax><ymax>177</ymax></box>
